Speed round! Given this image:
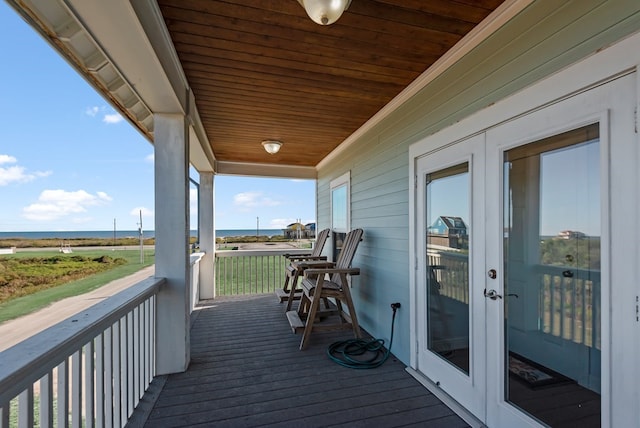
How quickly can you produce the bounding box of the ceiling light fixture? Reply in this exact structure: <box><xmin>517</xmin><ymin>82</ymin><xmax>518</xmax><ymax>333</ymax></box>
<box><xmin>262</xmin><ymin>140</ymin><xmax>283</xmax><ymax>154</ymax></box>
<box><xmin>297</xmin><ymin>0</ymin><xmax>352</xmax><ymax>26</ymax></box>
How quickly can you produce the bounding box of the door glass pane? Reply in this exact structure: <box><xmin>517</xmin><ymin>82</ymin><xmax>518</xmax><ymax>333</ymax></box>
<box><xmin>426</xmin><ymin>163</ymin><xmax>470</xmax><ymax>374</ymax></box>
<box><xmin>503</xmin><ymin>124</ymin><xmax>601</xmax><ymax>427</ymax></box>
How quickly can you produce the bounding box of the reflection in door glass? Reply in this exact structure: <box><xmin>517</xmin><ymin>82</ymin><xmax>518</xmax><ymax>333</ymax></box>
<box><xmin>503</xmin><ymin>124</ymin><xmax>601</xmax><ymax>427</ymax></box>
<box><xmin>426</xmin><ymin>163</ymin><xmax>470</xmax><ymax>374</ymax></box>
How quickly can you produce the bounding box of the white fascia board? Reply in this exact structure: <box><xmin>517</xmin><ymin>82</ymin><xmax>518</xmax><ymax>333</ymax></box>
<box><xmin>215</xmin><ymin>161</ymin><xmax>317</xmax><ymax>180</ymax></box>
<box><xmin>65</xmin><ymin>0</ymin><xmax>184</xmax><ymax>114</ymax></box>
<box><xmin>315</xmin><ymin>0</ymin><xmax>533</xmax><ymax>171</ymax></box>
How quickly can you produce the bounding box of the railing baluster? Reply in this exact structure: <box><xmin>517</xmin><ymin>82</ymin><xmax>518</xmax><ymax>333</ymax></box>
<box><xmin>57</xmin><ymin>359</ymin><xmax>69</xmax><ymax>428</ymax></box>
<box><xmin>112</xmin><ymin>321</ymin><xmax>120</xmax><ymax>428</ymax></box>
<box><xmin>151</xmin><ymin>295</ymin><xmax>156</xmax><ymax>379</ymax></box>
<box><xmin>84</xmin><ymin>341</ymin><xmax>95</xmax><ymax>428</ymax></box>
<box><xmin>104</xmin><ymin>327</ymin><xmax>113</xmax><ymax>428</ymax></box>
<box><xmin>40</xmin><ymin>371</ymin><xmax>54</xmax><ymax>428</ymax></box>
<box><xmin>18</xmin><ymin>387</ymin><xmax>33</xmax><ymax>428</ymax></box>
<box><xmin>95</xmin><ymin>333</ymin><xmax>105</xmax><ymax>428</ymax></box>
<box><xmin>120</xmin><ymin>316</ymin><xmax>128</xmax><ymax>426</ymax></box>
<box><xmin>71</xmin><ymin>350</ymin><xmax>82</xmax><ymax>428</ymax></box>
<box><xmin>127</xmin><ymin>312</ymin><xmax>134</xmax><ymax>417</ymax></box>
<box><xmin>0</xmin><ymin>401</ymin><xmax>9</xmax><ymax>428</ymax></box>
<box><xmin>133</xmin><ymin>306</ymin><xmax>140</xmax><ymax>407</ymax></box>
<box><xmin>143</xmin><ymin>299</ymin><xmax>149</xmax><ymax>389</ymax></box>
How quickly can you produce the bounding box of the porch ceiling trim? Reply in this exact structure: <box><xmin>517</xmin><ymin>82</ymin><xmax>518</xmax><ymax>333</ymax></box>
<box><xmin>215</xmin><ymin>161</ymin><xmax>317</xmax><ymax>180</ymax></box>
<box><xmin>315</xmin><ymin>0</ymin><xmax>534</xmax><ymax>171</ymax></box>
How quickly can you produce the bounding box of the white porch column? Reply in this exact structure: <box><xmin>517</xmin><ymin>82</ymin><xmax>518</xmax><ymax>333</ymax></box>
<box><xmin>198</xmin><ymin>172</ymin><xmax>215</xmax><ymax>299</ymax></box>
<box><xmin>154</xmin><ymin>113</ymin><xmax>190</xmax><ymax>375</ymax></box>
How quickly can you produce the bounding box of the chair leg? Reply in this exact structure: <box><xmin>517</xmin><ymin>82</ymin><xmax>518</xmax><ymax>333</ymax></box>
<box><xmin>282</xmin><ymin>269</ymin><xmax>291</xmax><ymax>293</ymax></box>
<box><xmin>339</xmin><ymin>277</ymin><xmax>362</xmax><ymax>338</ymax></box>
<box><xmin>297</xmin><ymin>290</ymin><xmax>310</xmax><ymax>318</ymax></box>
<box><xmin>285</xmin><ymin>269</ymin><xmax>301</xmax><ymax>311</ymax></box>
<box><xmin>300</xmin><ymin>290</ymin><xmax>322</xmax><ymax>350</ymax></box>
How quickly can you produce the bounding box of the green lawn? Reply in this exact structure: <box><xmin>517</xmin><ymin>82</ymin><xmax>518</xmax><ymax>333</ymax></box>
<box><xmin>0</xmin><ymin>249</ymin><xmax>154</xmax><ymax>324</ymax></box>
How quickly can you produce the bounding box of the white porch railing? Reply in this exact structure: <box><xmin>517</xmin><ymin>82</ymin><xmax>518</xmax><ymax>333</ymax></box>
<box><xmin>427</xmin><ymin>250</ymin><xmax>600</xmax><ymax>349</ymax></box>
<box><xmin>537</xmin><ymin>264</ymin><xmax>601</xmax><ymax>349</ymax></box>
<box><xmin>190</xmin><ymin>252</ymin><xmax>204</xmax><ymax>311</ymax></box>
<box><xmin>0</xmin><ymin>276</ymin><xmax>163</xmax><ymax>428</ymax></box>
<box><xmin>215</xmin><ymin>249</ymin><xmax>308</xmax><ymax>296</ymax></box>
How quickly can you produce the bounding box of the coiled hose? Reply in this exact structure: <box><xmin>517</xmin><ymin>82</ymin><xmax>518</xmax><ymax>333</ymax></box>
<box><xmin>327</xmin><ymin>303</ymin><xmax>399</xmax><ymax>369</ymax></box>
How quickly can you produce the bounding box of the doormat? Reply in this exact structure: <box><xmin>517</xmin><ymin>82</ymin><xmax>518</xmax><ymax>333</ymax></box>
<box><xmin>508</xmin><ymin>353</ymin><xmax>573</xmax><ymax>389</ymax></box>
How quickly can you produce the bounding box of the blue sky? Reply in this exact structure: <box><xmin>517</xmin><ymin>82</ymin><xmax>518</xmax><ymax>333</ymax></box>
<box><xmin>0</xmin><ymin>3</ymin><xmax>315</xmax><ymax>232</ymax></box>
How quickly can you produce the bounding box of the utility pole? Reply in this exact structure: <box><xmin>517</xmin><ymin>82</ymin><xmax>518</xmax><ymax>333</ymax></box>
<box><xmin>138</xmin><ymin>210</ymin><xmax>144</xmax><ymax>264</ymax></box>
<box><xmin>257</xmin><ymin>216</ymin><xmax>260</xmax><ymax>237</ymax></box>
<box><xmin>113</xmin><ymin>218</ymin><xmax>116</xmax><ymax>249</ymax></box>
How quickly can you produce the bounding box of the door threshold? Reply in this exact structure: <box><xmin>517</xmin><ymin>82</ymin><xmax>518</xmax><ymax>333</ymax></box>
<box><xmin>405</xmin><ymin>367</ymin><xmax>486</xmax><ymax>428</ymax></box>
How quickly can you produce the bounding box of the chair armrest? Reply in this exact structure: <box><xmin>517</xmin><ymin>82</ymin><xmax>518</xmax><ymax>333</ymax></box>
<box><xmin>288</xmin><ymin>255</ymin><xmax>328</xmax><ymax>262</ymax></box>
<box><xmin>284</xmin><ymin>252</ymin><xmax>312</xmax><ymax>259</ymax></box>
<box><xmin>304</xmin><ymin>267</ymin><xmax>360</xmax><ymax>277</ymax></box>
<box><xmin>294</xmin><ymin>260</ymin><xmax>335</xmax><ymax>269</ymax></box>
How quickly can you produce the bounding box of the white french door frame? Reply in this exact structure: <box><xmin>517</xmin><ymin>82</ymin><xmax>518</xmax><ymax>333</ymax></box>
<box><xmin>409</xmin><ymin>31</ymin><xmax>640</xmax><ymax>427</ymax></box>
<box><xmin>413</xmin><ymin>134</ymin><xmax>487</xmax><ymax>419</ymax></box>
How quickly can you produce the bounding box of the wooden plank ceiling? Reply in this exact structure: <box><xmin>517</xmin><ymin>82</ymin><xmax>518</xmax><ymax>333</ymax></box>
<box><xmin>157</xmin><ymin>0</ymin><xmax>504</xmax><ymax>167</ymax></box>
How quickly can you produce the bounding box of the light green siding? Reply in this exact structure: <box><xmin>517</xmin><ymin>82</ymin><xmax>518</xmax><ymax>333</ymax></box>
<box><xmin>317</xmin><ymin>0</ymin><xmax>640</xmax><ymax>364</ymax></box>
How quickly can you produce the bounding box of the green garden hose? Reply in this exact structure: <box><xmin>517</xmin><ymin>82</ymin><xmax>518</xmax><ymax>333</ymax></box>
<box><xmin>327</xmin><ymin>303</ymin><xmax>400</xmax><ymax>369</ymax></box>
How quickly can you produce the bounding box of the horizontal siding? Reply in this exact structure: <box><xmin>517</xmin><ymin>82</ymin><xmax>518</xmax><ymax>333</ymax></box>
<box><xmin>317</xmin><ymin>0</ymin><xmax>640</xmax><ymax>365</ymax></box>
<box><xmin>378</xmin><ymin>0</ymin><xmax>640</xmax><ymax>146</ymax></box>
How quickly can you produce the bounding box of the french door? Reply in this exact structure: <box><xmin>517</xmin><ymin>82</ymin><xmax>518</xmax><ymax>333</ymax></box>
<box><xmin>415</xmin><ymin>72</ymin><xmax>637</xmax><ymax>427</ymax></box>
<box><xmin>415</xmin><ymin>133</ymin><xmax>487</xmax><ymax>419</ymax></box>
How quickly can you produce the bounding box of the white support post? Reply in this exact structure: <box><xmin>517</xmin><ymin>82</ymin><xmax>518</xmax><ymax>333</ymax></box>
<box><xmin>154</xmin><ymin>113</ymin><xmax>191</xmax><ymax>374</ymax></box>
<box><xmin>199</xmin><ymin>172</ymin><xmax>215</xmax><ymax>299</ymax></box>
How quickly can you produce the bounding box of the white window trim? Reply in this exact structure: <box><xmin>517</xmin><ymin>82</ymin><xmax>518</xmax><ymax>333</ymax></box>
<box><xmin>330</xmin><ymin>171</ymin><xmax>351</xmax><ymax>233</ymax></box>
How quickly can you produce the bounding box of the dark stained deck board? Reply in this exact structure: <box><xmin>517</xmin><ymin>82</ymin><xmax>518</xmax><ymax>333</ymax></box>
<box><xmin>145</xmin><ymin>294</ymin><xmax>468</xmax><ymax>428</ymax></box>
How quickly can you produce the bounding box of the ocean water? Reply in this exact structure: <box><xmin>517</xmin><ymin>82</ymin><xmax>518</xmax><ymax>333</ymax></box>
<box><xmin>0</xmin><ymin>229</ymin><xmax>284</xmax><ymax>240</ymax></box>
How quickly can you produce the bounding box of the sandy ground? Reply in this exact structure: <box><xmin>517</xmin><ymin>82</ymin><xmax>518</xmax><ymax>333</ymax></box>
<box><xmin>0</xmin><ymin>265</ymin><xmax>155</xmax><ymax>352</ymax></box>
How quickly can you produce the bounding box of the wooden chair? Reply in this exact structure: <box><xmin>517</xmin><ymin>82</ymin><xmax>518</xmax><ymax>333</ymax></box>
<box><xmin>286</xmin><ymin>228</ymin><xmax>364</xmax><ymax>350</ymax></box>
<box><xmin>275</xmin><ymin>227</ymin><xmax>330</xmax><ymax>310</ymax></box>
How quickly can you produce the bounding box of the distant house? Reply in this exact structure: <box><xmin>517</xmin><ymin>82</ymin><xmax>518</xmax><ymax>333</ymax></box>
<box><xmin>558</xmin><ymin>230</ymin><xmax>586</xmax><ymax>240</ymax></box>
<box><xmin>283</xmin><ymin>222</ymin><xmax>316</xmax><ymax>239</ymax></box>
<box><xmin>428</xmin><ymin>216</ymin><xmax>468</xmax><ymax>249</ymax></box>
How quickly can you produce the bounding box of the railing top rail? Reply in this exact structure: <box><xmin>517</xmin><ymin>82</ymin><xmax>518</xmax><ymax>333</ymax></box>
<box><xmin>215</xmin><ymin>248</ymin><xmax>310</xmax><ymax>258</ymax></box>
<box><xmin>0</xmin><ymin>276</ymin><xmax>164</xmax><ymax>404</ymax></box>
<box><xmin>533</xmin><ymin>264</ymin><xmax>601</xmax><ymax>280</ymax></box>
<box><xmin>190</xmin><ymin>252</ymin><xmax>205</xmax><ymax>264</ymax></box>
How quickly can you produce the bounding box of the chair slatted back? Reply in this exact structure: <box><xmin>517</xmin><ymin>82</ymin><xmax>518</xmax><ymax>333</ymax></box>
<box><xmin>331</xmin><ymin>228</ymin><xmax>364</xmax><ymax>283</ymax></box>
<box><xmin>311</xmin><ymin>228</ymin><xmax>330</xmax><ymax>257</ymax></box>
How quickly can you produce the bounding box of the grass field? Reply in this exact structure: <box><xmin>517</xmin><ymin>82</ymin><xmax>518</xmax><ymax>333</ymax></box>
<box><xmin>0</xmin><ymin>249</ymin><xmax>154</xmax><ymax>323</ymax></box>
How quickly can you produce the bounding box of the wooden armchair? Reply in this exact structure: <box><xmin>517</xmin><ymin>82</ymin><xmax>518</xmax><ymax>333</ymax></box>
<box><xmin>286</xmin><ymin>228</ymin><xmax>364</xmax><ymax>350</ymax></box>
<box><xmin>275</xmin><ymin>227</ymin><xmax>330</xmax><ymax>310</ymax></box>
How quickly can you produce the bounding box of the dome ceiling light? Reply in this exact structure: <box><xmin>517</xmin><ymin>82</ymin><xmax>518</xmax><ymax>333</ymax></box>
<box><xmin>262</xmin><ymin>140</ymin><xmax>283</xmax><ymax>154</ymax></box>
<box><xmin>297</xmin><ymin>0</ymin><xmax>352</xmax><ymax>26</ymax></box>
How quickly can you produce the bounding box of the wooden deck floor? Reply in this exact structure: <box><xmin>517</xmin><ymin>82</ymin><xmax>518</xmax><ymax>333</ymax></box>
<box><xmin>143</xmin><ymin>294</ymin><xmax>469</xmax><ymax>427</ymax></box>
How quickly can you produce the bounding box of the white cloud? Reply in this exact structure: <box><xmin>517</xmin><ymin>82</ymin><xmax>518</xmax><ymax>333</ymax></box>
<box><xmin>103</xmin><ymin>113</ymin><xmax>124</xmax><ymax>124</ymax></box>
<box><xmin>85</xmin><ymin>106</ymin><xmax>99</xmax><ymax>117</ymax></box>
<box><xmin>233</xmin><ymin>192</ymin><xmax>280</xmax><ymax>211</ymax></box>
<box><xmin>130</xmin><ymin>207</ymin><xmax>153</xmax><ymax>218</ymax></box>
<box><xmin>86</xmin><ymin>106</ymin><xmax>124</xmax><ymax>124</ymax></box>
<box><xmin>145</xmin><ymin>153</ymin><xmax>154</xmax><ymax>163</ymax></box>
<box><xmin>97</xmin><ymin>191</ymin><xmax>112</xmax><ymax>202</ymax></box>
<box><xmin>0</xmin><ymin>155</ymin><xmax>52</xmax><ymax>186</ymax></box>
<box><xmin>0</xmin><ymin>155</ymin><xmax>17</xmax><ymax>164</ymax></box>
<box><xmin>23</xmin><ymin>189</ymin><xmax>112</xmax><ymax>221</ymax></box>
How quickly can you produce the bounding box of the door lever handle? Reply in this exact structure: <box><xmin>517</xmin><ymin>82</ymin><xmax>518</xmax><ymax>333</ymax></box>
<box><xmin>484</xmin><ymin>289</ymin><xmax>502</xmax><ymax>300</ymax></box>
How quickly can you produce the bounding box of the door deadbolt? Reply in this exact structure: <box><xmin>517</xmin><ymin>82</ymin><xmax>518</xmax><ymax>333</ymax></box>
<box><xmin>487</xmin><ymin>269</ymin><xmax>497</xmax><ymax>279</ymax></box>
